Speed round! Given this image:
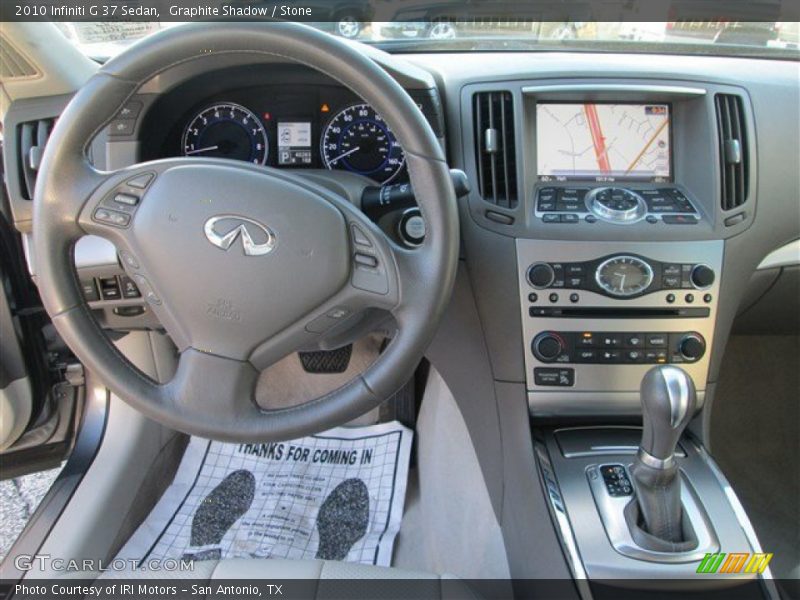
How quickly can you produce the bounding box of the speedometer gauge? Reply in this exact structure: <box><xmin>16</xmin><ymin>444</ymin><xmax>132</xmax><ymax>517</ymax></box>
<box><xmin>321</xmin><ymin>103</ymin><xmax>405</xmax><ymax>184</ymax></box>
<box><xmin>182</xmin><ymin>103</ymin><xmax>268</xmax><ymax>165</ymax></box>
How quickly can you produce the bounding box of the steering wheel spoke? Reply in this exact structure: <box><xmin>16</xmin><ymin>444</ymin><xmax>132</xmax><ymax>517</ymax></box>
<box><xmin>165</xmin><ymin>349</ymin><xmax>261</xmax><ymax>429</ymax></box>
<box><xmin>76</xmin><ymin>166</ymin><xmax>158</xmax><ymax>240</ymax></box>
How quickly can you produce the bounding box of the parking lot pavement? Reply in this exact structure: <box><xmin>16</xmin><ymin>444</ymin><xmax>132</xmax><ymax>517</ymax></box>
<box><xmin>0</xmin><ymin>467</ymin><xmax>62</xmax><ymax>562</ymax></box>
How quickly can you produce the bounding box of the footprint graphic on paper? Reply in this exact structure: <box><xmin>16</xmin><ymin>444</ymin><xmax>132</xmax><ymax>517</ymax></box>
<box><xmin>315</xmin><ymin>478</ymin><xmax>369</xmax><ymax>561</ymax></box>
<box><xmin>182</xmin><ymin>469</ymin><xmax>255</xmax><ymax>561</ymax></box>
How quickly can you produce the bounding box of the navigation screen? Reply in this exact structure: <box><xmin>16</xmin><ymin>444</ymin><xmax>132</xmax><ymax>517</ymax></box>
<box><xmin>537</xmin><ymin>103</ymin><xmax>671</xmax><ymax>182</ymax></box>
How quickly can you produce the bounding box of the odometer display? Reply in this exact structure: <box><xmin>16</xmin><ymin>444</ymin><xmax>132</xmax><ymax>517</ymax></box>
<box><xmin>321</xmin><ymin>103</ymin><xmax>405</xmax><ymax>184</ymax></box>
<box><xmin>595</xmin><ymin>256</ymin><xmax>654</xmax><ymax>297</ymax></box>
<box><xmin>182</xmin><ymin>103</ymin><xmax>268</xmax><ymax>165</ymax></box>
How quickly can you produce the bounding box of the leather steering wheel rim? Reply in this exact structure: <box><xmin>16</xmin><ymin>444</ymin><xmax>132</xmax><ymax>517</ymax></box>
<box><xmin>33</xmin><ymin>22</ymin><xmax>459</xmax><ymax>442</ymax></box>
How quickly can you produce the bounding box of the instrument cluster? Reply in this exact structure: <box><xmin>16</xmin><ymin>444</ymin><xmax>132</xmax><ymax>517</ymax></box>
<box><xmin>157</xmin><ymin>83</ymin><xmax>408</xmax><ymax>184</ymax></box>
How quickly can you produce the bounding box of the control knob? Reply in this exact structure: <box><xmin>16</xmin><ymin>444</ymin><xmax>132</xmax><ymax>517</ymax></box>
<box><xmin>690</xmin><ymin>265</ymin><xmax>715</xmax><ymax>289</ymax></box>
<box><xmin>527</xmin><ymin>263</ymin><xmax>555</xmax><ymax>289</ymax></box>
<box><xmin>678</xmin><ymin>333</ymin><xmax>706</xmax><ymax>361</ymax></box>
<box><xmin>532</xmin><ymin>332</ymin><xmax>565</xmax><ymax>362</ymax></box>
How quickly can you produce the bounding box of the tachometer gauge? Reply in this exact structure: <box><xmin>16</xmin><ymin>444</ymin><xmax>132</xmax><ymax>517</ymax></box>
<box><xmin>321</xmin><ymin>103</ymin><xmax>405</xmax><ymax>184</ymax></box>
<box><xmin>595</xmin><ymin>256</ymin><xmax>654</xmax><ymax>297</ymax></box>
<box><xmin>182</xmin><ymin>103</ymin><xmax>268</xmax><ymax>165</ymax></box>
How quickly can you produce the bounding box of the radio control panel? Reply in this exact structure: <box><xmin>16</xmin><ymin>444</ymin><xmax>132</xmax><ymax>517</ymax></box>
<box><xmin>526</xmin><ymin>255</ymin><xmax>715</xmax><ymax>299</ymax></box>
<box><xmin>516</xmin><ymin>239</ymin><xmax>724</xmax><ymax>415</ymax></box>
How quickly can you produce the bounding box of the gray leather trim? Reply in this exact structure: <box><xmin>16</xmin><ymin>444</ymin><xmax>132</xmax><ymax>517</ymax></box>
<box><xmin>33</xmin><ymin>23</ymin><xmax>458</xmax><ymax>442</ymax></box>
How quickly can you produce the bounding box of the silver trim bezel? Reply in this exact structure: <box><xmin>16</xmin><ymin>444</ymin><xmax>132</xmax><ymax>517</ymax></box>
<box><xmin>588</xmin><ymin>464</ymin><xmax>720</xmax><ymax>564</ymax></box>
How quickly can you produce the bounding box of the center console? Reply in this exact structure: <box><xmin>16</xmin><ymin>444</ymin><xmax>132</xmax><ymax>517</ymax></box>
<box><xmin>500</xmin><ymin>87</ymin><xmax>737</xmax><ymax>417</ymax></box>
<box><xmin>514</xmin><ymin>92</ymin><xmax>769</xmax><ymax>594</ymax></box>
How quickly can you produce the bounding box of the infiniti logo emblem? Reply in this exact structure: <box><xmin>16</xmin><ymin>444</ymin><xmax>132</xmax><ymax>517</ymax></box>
<box><xmin>203</xmin><ymin>215</ymin><xmax>277</xmax><ymax>256</ymax></box>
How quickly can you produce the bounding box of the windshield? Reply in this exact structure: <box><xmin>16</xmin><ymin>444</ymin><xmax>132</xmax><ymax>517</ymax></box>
<box><xmin>56</xmin><ymin>21</ymin><xmax>799</xmax><ymax>60</ymax></box>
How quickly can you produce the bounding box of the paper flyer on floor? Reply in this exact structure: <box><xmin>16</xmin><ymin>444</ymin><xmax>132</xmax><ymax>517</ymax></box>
<box><xmin>114</xmin><ymin>421</ymin><xmax>413</xmax><ymax>567</ymax></box>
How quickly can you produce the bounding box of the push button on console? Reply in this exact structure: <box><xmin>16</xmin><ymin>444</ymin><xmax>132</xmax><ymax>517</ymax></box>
<box><xmin>534</xmin><ymin>367</ymin><xmax>574</xmax><ymax>387</ymax></box>
<box><xmin>646</xmin><ymin>334</ymin><xmax>668</xmax><ymax>348</ymax></box>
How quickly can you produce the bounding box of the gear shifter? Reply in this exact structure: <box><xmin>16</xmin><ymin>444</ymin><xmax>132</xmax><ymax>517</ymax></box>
<box><xmin>629</xmin><ymin>365</ymin><xmax>696</xmax><ymax>546</ymax></box>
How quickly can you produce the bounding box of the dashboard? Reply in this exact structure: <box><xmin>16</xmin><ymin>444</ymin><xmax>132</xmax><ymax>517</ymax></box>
<box><xmin>4</xmin><ymin>45</ymin><xmax>797</xmax><ymax>421</ymax></box>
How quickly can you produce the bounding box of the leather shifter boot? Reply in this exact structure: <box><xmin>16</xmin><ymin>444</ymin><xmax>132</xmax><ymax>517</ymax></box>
<box><xmin>629</xmin><ymin>460</ymin><xmax>682</xmax><ymax>542</ymax></box>
<box><xmin>629</xmin><ymin>365</ymin><xmax>697</xmax><ymax>548</ymax></box>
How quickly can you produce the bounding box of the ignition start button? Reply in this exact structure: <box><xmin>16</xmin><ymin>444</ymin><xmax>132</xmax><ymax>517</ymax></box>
<box><xmin>398</xmin><ymin>208</ymin><xmax>426</xmax><ymax>246</ymax></box>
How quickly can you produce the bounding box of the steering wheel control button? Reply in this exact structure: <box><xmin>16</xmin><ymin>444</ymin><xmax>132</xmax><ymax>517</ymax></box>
<box><xmin>99</xmin><ymin>277</ymin><xmax>121</xmax><ymax>301</ymax></box>
<box><xmin>120</xmin><ymin>251</ymin><xmax>139</xmax><ymax>269</ymax></box>
<box><xmin>94</xmin><ymin>208</ymin><xmax>130</xmax><ymax>228</ymax></box>
<box><xmin>119</xmin><ymin>276</ymin><xmax>142</xmax><ymax>299</ymax></box>
<box><xmin>118</xmin><ymin>100</ymin><xmax>143</xmax><ymax>120</ymax></box>
<box><xmin>534</xmin><ymin>367</ymin><xmax>574</xmax><ymax>387</ymax></box>
<box><xmin>126</xmin><ymin>172</ymin><xmax>154</xmax><ymax>189</ymax></box>
<box><xmin>109</xmin><ymin>119</ymin><xmax>136</xmax><ymax>136</ymax></box>
<box><xmin>350</xmin><ymin>224</ymin><xmax>372</xmax><ymax>248</ymax></box>
<box><xmin>81</xmin><ymin>279</ymin><xmax>99</xmax><ymax>302</ymax></box>
<box><xmin>113</xmin><ymin>193</ymin><xmax>139</xmax><ymax>206</ymax></box>
<box><xmin>354</xmin><ymin>253</ymin><xmax>378</xmax><ymax>268</ymax></box>
<box><xmin>132</xmin><ymin>275</ymin><xmax>161</xmax><ymax>306</ymax></box>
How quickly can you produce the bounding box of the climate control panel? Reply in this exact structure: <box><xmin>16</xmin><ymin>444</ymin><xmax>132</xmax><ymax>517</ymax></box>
<box><xmin>531</xmin><ymin>331</ymin><xmax>706</xmax><ymax>365</ymax></box>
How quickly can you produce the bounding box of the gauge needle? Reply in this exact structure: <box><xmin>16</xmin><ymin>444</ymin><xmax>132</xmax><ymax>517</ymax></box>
<box><xmin>619</xmin><ymin>274</ymin><xmax>627</xmax><ymax>290</ymax></box>
<box><xmin>328</xmin><ymin>146</ymin><xmax>361</xmax><ymax>164</ymax></box>
<box><xmin>186</xmin><ymin>145</ymin><xmax>219</xmax><ymax>155</ymax></box>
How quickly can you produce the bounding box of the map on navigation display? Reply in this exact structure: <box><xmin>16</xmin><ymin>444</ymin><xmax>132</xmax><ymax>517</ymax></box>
<box><xmin>537</xmin><ymin>103</ymin><xmax>671</xmax><ymax>182</ymax></box>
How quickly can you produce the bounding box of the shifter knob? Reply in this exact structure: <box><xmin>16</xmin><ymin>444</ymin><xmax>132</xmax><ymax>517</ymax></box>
<box><xmin>639</xmin><ymin>365</ymin><xmax>696</xmax><ymax>463</ymax></box>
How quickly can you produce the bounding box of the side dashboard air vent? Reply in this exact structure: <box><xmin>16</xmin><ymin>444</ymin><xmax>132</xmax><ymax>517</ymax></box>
<box><xmin>715</xmin><ymin>94</ymin><xmax>749</xmax><ymax>211</ymax></box>
<box><xmin>17</xmin><ymin>118</ymin><xmax>55</xmax><ymax>200</ymax></box>
<box><xmin>473</xmin><ymin>91</ymin><xmax>518</xmax><ymax>208</ymax></box>
<box><xmin>0</xmin><ymin>35</ymin><xmax>39</xmax><ymax>80</ymax></box>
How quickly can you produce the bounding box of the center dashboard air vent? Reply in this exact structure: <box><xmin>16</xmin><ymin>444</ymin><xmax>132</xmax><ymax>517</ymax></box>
<box><xmin>473</xmin><ymin>91</ymin><xmax>518</xmax><ymax>209</ymax></box>
<box><xmin>714</xmin><ymin>93</ymin><xmax>749</xmax><ymax>212</ymax></box>
<box><xmin>16</xmin><ymin>118</ymin><xmax>55</xmax><ymax>200</ymax></box>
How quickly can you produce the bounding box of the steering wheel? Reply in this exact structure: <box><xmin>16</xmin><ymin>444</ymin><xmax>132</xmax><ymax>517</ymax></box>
<box><xmin>33</xmin><ymin>23</ymin><xmax>459</xmax><ymax>442</ymax></box>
